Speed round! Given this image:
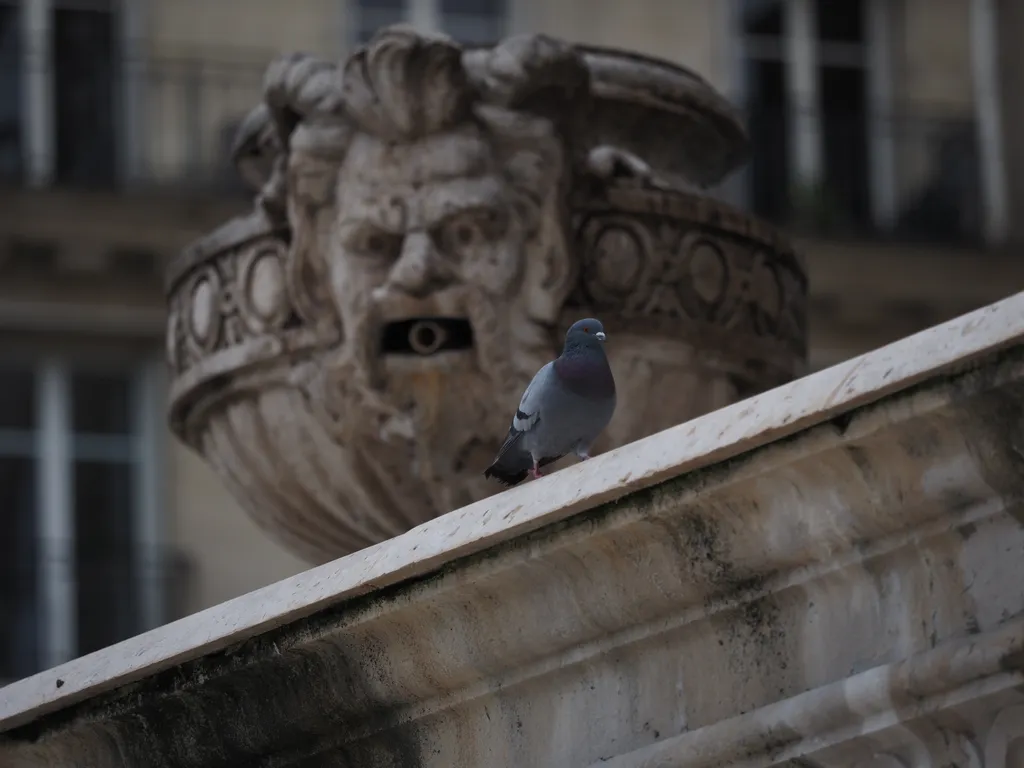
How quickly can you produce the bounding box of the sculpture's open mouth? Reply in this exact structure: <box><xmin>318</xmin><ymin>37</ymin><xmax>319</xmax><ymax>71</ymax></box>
<box><xmin>379</xmin><ymin>318</ymin><xmax>475</xmax><ymax>356</ymax></box>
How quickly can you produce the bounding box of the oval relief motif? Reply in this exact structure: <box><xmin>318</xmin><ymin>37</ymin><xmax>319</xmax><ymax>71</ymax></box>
<box><xmin>188</xmin><ymin>268</ymin><xmax>222</xmax><ymax>353</ymax></box>
<box><xmin>585</xmin><ymin>225</ymin><xmax>646</xmax><ymax>308</ymax></box>
<box><xmin>689</xmin><ymin>240</ymin><xmax>728</xmax><ymax>304</ymax></box>
<box><xmin>592</xmin><ymin>226</ymin><xmax>643</xmax><ymax>295</ymax></box>
<box><xmin>677</xmin><ymin>234</ymin><xmax>729</xmax><ymax>322</ymax></box>
<box><xmin>575</xmin><ymin>216</ymin><xmax>657</xmax><ymax>313</ymax></box>
<box><xmin>237</xmin><ymin>244</ymin><xmax>291</xmax><ymax>333</ymax></box>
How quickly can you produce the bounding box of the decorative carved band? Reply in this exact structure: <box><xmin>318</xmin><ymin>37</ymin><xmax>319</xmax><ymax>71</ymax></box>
<box><xmin>569</xmin><ymin>180</ymin><xmax>806</xmax><ymax>384</ymax></box>
<box><xmin>168</xmin><ymin>178</ymin><xmax>805</xmax><ymax>434</ymax></box>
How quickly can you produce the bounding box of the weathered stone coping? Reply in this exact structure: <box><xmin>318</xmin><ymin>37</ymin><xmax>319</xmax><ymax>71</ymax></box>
<box><xmin>2</xmin><ymin>292</ymin><xmax>1024</xmax><ymax>765</ymax></box>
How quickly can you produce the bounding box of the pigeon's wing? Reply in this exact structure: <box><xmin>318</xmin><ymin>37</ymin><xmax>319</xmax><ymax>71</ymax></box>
<box><xmin>489</xmin><ymin>364</ymin><xmax>551</xmax><ymax>463</ymax></box>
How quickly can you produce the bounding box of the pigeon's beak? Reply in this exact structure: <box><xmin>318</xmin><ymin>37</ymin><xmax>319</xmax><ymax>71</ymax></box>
<box><xmin>596</xmin><ymin>331</ymin><xmax>606</xmax><ymax>342</ymax></box>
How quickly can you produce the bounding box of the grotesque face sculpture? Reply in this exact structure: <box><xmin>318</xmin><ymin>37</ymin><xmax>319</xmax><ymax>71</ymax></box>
<box><xmin>173</xmin><ymin>28</ymin><xmax>804</xmax><ymax>561</ymax></box>
<box><xmin>271</xmin><ymin>28</ymin><xmax>582</xmax><ymax>509</ymax></box>
<box><xmin>330</xmin><ymin>126</ymin><xmax>530</xmax><ymax>377</ymax></box>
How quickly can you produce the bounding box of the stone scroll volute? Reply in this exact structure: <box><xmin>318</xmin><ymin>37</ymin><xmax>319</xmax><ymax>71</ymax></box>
<box><xmin>166</xmin><ymin>26</ymin><xmax>808</xmax><ymax>563</ymax></box>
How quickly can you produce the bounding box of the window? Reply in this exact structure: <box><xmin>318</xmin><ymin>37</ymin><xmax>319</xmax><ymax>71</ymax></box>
<box><xmin>0</xmin><ymin>3</ymin><xmax>22</xmax><ymax>183</ymax></box>
<box><xmin>0</xmin><ymin>359</ymin><xmax>165</xmax><ymax>684</ymax></box>
<box><xmin>0</xmin><ymin>367</ymin><xmax>39</xmax><ymax>681</ymax></box>
<box><xmin>0</xmin><ymin>0</ymin><xmax>121</xmax><ymax>188</ymax></box>
<box><xmin>351</xmin><ymin>0</ymin><xmax>507</xmax><ymax>46</ymax></box>
<box><xmin>52</xmin><ymin>3</ymin><xmax>120</xmax><ymax>186</ymax></box>
<box><xmin>736</xmin><ymin>0</ymin><xmax>987</xmax><ymax>243</ymax></box>
<box><xmin>740</xmin><ymin>0</ymin><xmax>870</xmax><ymax>232</ymax></box>
<box><xmin>439</xmin><ymin>0</ymin><xmax>505</xmax><ymax>46</ymax></box>
<box><xmin>354</xmin><ymin>0</ymin><xmax>405</xmax><ymax>45</ymax></box>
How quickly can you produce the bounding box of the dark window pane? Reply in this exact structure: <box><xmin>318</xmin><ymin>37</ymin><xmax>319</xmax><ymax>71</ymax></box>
<box><xmin>74</xmin><ymin>460</ymin><xmax>137</xmax><ymax>656</ymax></box>
<box><xmin>53</xmin><ymin>8</ymin><xmax>119</xmax><ymax>187</ymax></box>
<box><xmin>815</xmin><ymin>0</ymin><xmax>864</xmax><ymax>43</ymax></box>
<box><xmin>894</xmin><ymin>118</ymin><xmax>982</xmax><ymax>243</ymax></box>
<box><xmin>821</xmin><ymin>65</ymin><xmax>869</xmax><ymax>229</ymax></box>
<box><xmin>355</xmin><ymin>0</ymin><xmax>406</xmax><ymax>43</ymax></box>
<box><xmin>441</xmin><ymin>0</ymin><xmax>505</xmax><ymax>44</ymax></box>
<box><xmin>440</xmin><ymin>0</ymin><xmax>504</xmax><ymax>14</ymax></box>
<box><xmin>745</xmin><ymin>58</ymin><xmax>790</xmax><ymax>222</ymax></box>
<box><xmin>0</xmin><ymin>366</ymin><xmax>36</xmax><ymax>431</ymax></box>
<box><xmin>444</xmin><ymin>16</ymin><xmax>503</xmax><ymax>45</ymax></box>
<box><xmin>357</xmin><ymin>0</ymin><xmax>404</xmax><ymax>9</ymax></box>
<box><xmin>0</xmin><ymin>456</ymin><xmax>39</xmax><ymax>681</ymax></box>
<box><xmin>70</xmin><ymin>371</ymin><xmax>132</xmax><ymax>435</ymax></box>
<box><xmin>0</xmin><ymin>5</ymin><xmax>23</xmax><ymax>184</ymax></box>
<box><xmin>741</xmin><ymin>0</ymin><xmax>783</xmax><ymax>35</ymax></box>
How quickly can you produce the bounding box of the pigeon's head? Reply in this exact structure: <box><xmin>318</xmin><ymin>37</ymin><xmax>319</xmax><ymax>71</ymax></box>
<box><xmin>564</xmin><ymin>318</ymin><xmax>607</xmax><ymax>348</ymax></box>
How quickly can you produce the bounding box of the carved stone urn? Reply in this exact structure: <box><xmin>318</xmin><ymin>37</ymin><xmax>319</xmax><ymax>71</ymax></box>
<box><xmin>166</xmin><ymin>27</ymin><xmax>807</xmax><ymax>564</ymax></box>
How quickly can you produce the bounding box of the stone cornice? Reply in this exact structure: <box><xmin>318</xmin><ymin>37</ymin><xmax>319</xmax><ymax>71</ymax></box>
<box><xmin>3</xmin><ymin>293</ymin><xmax>1024</xmax><ymax>766</ymax></box>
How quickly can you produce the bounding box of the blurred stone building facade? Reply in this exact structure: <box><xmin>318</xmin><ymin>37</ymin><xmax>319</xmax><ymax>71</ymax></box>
<box><xmin>0</xmin><ymin>0</ymin><xmax>1022</xmax><ymax>684</ymax></box>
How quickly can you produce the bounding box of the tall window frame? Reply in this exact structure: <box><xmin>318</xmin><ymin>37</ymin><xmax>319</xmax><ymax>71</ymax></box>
<box><xmin>729</xmin><ymin>0</ymin><xmax>1008</xmax><ymax>244</ymax></box>
<box><xmin>731</xmin><ymin>0</ymin><xmax>893</xmax><ymax>233</ymax></box>
<box><xmin>0</xmin><ymin>354</ymin><xmax>166</xmax><ymax>685</ymax></box>
<box><xmin>0</xmin><ymin>0</ymin><xmax>145</xmax><ymax>189</ymax></box>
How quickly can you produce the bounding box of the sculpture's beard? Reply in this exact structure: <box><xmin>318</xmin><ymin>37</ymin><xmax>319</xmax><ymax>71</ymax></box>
<box><xmin>306</xmin><ymin>281</ymin><xmax>541</xmax><ymax>513</ymax></box>
<box><xmin>373</xmin><ymin>283</ymin><xmax>538</xmax><ymax>445</ymax></box>
<box><xmin>311</xmin><ymin>221</ymin><xmax>562</xmax><ymax>512</ymax></box>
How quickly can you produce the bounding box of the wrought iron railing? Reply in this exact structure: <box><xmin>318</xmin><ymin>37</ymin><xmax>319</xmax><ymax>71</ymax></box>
<box><xmin>0</xmin><ymin>46</ymin><xmax>992</xmax><ymax>245</ymax></box>
<box><xmin>0</xmin><ymin>52</ymin><xmax>268</xmax><ymax>196</ymax></box>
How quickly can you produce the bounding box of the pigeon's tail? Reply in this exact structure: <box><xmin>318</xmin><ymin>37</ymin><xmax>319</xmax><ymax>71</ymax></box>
<box><xmin>483</xmin><ymin>445</ymin><xmax>532</xmax><ymax>487</ymax></box>
<box><xmin>484</xmin><ymin>448</ymin><xmax>560</xmax><ymax>487</ymax></box>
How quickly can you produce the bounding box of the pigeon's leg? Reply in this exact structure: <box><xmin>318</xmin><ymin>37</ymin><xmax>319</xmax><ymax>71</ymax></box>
<box><xmin>575</xmin><ymin>442</ymin><xmax>592</xmax><ymax>461</ymax></box>
<box><xmin>529</xmin><ymin>457</ymin><xmax>544</xmax><ymax>479</ymax></box>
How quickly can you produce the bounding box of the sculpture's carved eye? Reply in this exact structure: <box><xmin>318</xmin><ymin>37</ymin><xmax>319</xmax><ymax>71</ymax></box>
<box><xmin>347</xmin><ymin>225</ymin><xmax>403</xmax><ymax>262</ymax></box>
<box><xmin>435</xmin><ymin>207</ymin><xmax>509</xmax><ymax>260</ymax></box>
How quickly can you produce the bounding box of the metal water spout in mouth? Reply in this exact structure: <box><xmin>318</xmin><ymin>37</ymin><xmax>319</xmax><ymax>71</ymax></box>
<box><xmin>378</xmin><ymin>318</ymin><xmax>475</xmax><ymax>357</ymax></box>
<box><xmin>408</xmin><ymin>319</ymin><xmax>447</xmax><ymax>356</ymax></box>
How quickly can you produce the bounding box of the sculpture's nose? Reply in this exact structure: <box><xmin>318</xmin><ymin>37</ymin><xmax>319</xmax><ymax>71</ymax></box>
<box><xmin>379</xmin><ymin>232</ymin><xmax>450</xmax><ymax>300</ymax></box>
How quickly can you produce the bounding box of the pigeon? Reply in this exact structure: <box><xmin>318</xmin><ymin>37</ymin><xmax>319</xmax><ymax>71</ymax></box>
<box><xmin>484</xmin><ymin>318</ymin><xmax>617</xmax><ymax>486</ymax></box>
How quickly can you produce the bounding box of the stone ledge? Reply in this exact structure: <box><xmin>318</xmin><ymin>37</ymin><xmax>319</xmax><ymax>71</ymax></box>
<box><xmin>2</xmin><ymin>292</ymin><xmax>1024</xmax><ymax>766</ymax></box>
<box><xmin>596</xmin><ymin>618</ymin><xmax>1024</xmax><ymax>767</ymax></box>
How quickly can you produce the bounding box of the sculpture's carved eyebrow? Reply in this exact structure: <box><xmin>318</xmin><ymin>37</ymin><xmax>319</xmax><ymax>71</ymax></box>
<box><xmin>409</xmin><ymin>146</ymin><xmax>493</xmax><ymax>183</ymax></box>
<box><xmin>419</xmin><ymin>177</ymin><xmax>505</xmax><ymax>227</ymax></box>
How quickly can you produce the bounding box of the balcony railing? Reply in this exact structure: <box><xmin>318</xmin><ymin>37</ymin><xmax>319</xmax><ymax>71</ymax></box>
<box><xmin>740</xmin><ymin>106</ymin><xmax>984</xmax><ymax>245</ymax></box>
<box><xmin>0</xmin><ymin>49</ymin><xmax>993</xmax><ymax>247</ymax></box>
<box><xmin>0</xmin><ymin>543</ymin><xmax>193</xmax><ymax>684</ymax></box>
<box><xmin>0</xmin><ymin>53</ymin><xmax>268</xmax><ymax>196</ymax></box>
<box><xmin>134</xmin><ymin>56</ymin><xmax>268</xmax><ymax>195</ymax></box>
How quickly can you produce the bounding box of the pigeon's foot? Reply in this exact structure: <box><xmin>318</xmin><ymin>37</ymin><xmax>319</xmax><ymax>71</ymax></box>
<box><xmin>529</xmin><ymin>462</ymin><xmax>544</xmax><ymax>480</ymax></box>
<box><xmin>578</xmin><ymin>452</ymin><xmax>591</xmax><ymax>461</ymax></box>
